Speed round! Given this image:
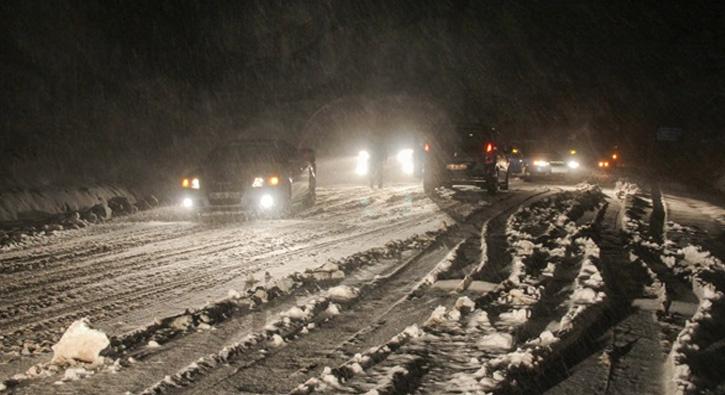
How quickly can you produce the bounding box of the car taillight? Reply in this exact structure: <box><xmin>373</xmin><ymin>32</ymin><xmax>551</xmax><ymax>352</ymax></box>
<box><xmin>484</xmin><ymin>142</ymin><xmax>496</xmax><ymax>163</ymax></box>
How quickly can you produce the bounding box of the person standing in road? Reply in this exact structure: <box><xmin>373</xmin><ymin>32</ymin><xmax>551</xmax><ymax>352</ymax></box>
<box><xmin>368</xmin><ymin>133</ymin><xmax>387</xmax><ymax>189</ymax></box>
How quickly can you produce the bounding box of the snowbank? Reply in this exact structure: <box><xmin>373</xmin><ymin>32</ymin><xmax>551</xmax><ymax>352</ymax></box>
<box><xmin>0</xmin><ymin>184</ymin><xmax>137</xmax><ymax>223</ymax></box>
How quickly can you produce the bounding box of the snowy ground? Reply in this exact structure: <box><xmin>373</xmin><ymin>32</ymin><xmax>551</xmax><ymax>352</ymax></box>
<box><xmin>1</xmin><ymin>177</ymin><xmax>724</xmax><ymax>394</ymax></box>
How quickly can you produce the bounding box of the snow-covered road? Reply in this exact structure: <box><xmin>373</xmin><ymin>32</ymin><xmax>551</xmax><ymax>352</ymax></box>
<box><xmin>2</xmin><ymin>178</ymin><xmax>724</xmax><ymax>394</ymax></box>
<box><xmin>0</xmin><ymin>184</ymin><xmax>470</xmax><ymax>358</ymax></box>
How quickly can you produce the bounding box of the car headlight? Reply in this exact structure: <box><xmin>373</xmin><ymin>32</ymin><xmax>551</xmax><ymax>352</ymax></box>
<box><xmin>181</xmin><ymin>197</ymin><xmax>193</xmax><ymax>208</ymax></box>
<box><xmin>355</xmin><ymin>150</ymin><xmax>370</xmax><ymax>176</ymax></box>
<box><xmin>567</xmin><ymin>160</ymin><xmax>580</xmax><ymax>169</ymax></box>
<box><xmin>396</xmin><ymin>148</ymin><xmax>414</xmax><ymax>175</ymax></box>
<box><xmin>259</xmin><ymin>194</ymin><xmax>275</xmax><ymax>209</ymax></box>
<box><xmin>533</xmin><ymin>160</ymin><xmax>550</xmax><ymax>167</ymax></box>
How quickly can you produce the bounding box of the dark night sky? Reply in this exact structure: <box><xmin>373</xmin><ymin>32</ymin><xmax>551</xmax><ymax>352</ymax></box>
<box><xmin>1</xmin><ymin>0</ymin><xmax>723</xmax><ymax>186</ymax></box>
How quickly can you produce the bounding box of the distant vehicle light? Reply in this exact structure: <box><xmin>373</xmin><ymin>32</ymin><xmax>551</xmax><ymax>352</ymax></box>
<box><xmin>423</xmin><ymin>143</ymin><xmax>430</xmax><ymax>152</ymax></box>
<box><xmin>533</xmin><ymin>160</ymin><xmax>550</xmax><ymax>167</ymax></box>
<box><xmin>259</xmin><ymin>194</ymin><xmax>275</xmax><ymax>210</ymax></box>
<box><xmin>182</xmin><ymin>178</ymin><xmax>190</xmax><ymax>188</ymax></box>
<box><xmin>511</xmin><ymin>148</ymin><xmax>519</xmax><ymax>154</ymax></box>
<box><xmin>355</xmin><ymin>150</ymin><xmax>370</xmax><ymax>176</ymax></box>
<box><xmin>604</xmin><ymin>161</ymin><xmax>610</xmax><ymax>167</ymax></box>
<box><xmin>268</xmin><ymin>176</ymin><xmax>280</xmax><ymax>186</ymax></box>
<box><xmin>182</xmin><ymin>197</ymin><xmax>193</xmax><ymax>208</ymax></box>
<box><xmin>612</xmin><ymin>153</ymin><xmax>618</xmax><ymax>160</ymax></box>
<box><xmin>396</xmin><ymin>148</ymin><xmax>415</xmax><ymax>175</ymax></box>
<box><xmin>485</xmin><ymin>143</ymin><xmax>494</xmax><ymax>153</ymax></box>
<box><xmin>252</xmin><ymin>177</ymin><xmax>265</xmax><ymax>187</ymax></box>
<box><xmin>569</xmin><ymin>149</ymin><xmax>577</xmax><ymax>155</ymax></box>
<box><xmin>191</xmin><ymin>177</ymin><xmax>200</xmax><ymax>190</ymax></box>
<box><xmin>567</xmin><ymin>160</ymin><xmax>580</xmax><ymax>169</ymax></box>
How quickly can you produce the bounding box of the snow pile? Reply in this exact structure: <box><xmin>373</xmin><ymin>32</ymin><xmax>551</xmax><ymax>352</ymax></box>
<box><xmin>667</xmin><ymin>281</ymin><xmax>724</xmax><ymax>394</ymax></box>
<box><xmin>614</xmin><ymin>180</ymin><xmax>641</xmax><ymax>200</ymax></box>
<box><xmin>617</xmin><ymin>181</ymin><xmax>725</xmax><ymax>393</ymax></box>
<box><xmin>292</xmin><ymin>325</ymin><xmax>425</xmax><ymax>394</ymax></box>
<box><xmin>143</xmin><ymin>296</ymin><xmax>332</xmax><ymax>394</ymax></box>
<box><xmin>468</xmin><ymin>189</ymin><xmax>606</xmax><ymax>392</ymax></box>
<box><xmin>422</xmin><ymin>240</ymin><xmax>465</xmax><ymax>285</ymax></box>
<box><xmin>326</xmin><ymin>285</ymin><xmax>359</xmax><ymax>303</ymax></box>
<box><xmin>663</xmin><ymin>245</ymin><xmax>725</xmax><ymax>394</ymax></box>
<box><xmin>559</xmin><ymin>238</ymin><xmax>605</xmax><ymax>331</ymax></box>
<box><xmin>51</xmin><ymin>319</ymin><xmax>110</xmax><ymax>365</ymax></box>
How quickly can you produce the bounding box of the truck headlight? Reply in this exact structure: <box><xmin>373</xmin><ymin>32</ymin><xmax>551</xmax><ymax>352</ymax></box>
<box><xmin>396</xmin><ymin>148</ymin><xmax>414</xmax><ymax>175</ymax></box>
<box><xmin>533</xmin><ymin>160</ymin><xmax>550</xmax><ymax>167</ymax></box>
<box><xmin>355</xmin><ymin>150</ymin><xmax>370</xmax><ymax>176</ymax></box>
<box><xmin>191</xmin><ymin>178</ymin><xmax>200</xmax><ymax>189</ymax></box>
<box><xmin>567</xmin><ymin>160</ymin><xmax>580</xmax><ymax>169</ymax></box>
<box><xmin>182</xmin><ymin>197</ymin><xmax>193</xmax><ymax>208</ymax></box>
<box><xmin>252</xmin><ymin>177</ymin><xmax>265</xmax><ymax>187</ymax></box>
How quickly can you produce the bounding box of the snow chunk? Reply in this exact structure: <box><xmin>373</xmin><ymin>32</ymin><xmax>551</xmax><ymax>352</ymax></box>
<box><xmin>402</xmin><ymin>325</ymin><xmax>423</xmax><ymax>338</ymax></box>
<box><xmin>319</xmin><ymin>262</ymin><xmax>340</xmax><ymax>272</ymax></box>
<box><xmin>51</xmin><ymin>319</ymin><xmax>110</xmax><ymax>365</ymax></box>
<box><xmin>479</xmin><ymin>333</ymin><xmax>513</xmax><ymax>351</ymax></box>
<box><xmin>468</xmin><ymin>310</ymin><xmax>491</xmax><ymax>329</ymax></box>
<box><xmin>283</xmin><ymin>306</ymin><xmax>311</xmax><ymax>321</ymax></box>
<box><xmin>498</xmin><ymin>308</ymin><xmax>530</xmax><ymax>326</ymax></box>
<box><xmin>454</xmin><ymin>296</ymin><xmax>476</xmax><ymax>313</ymax></box>
<box><xmin>512</xmin><ymin>240</ymin><xmax>537</xmax><ymax>256</ymax></box>
<box><xmin>326</xmin><ymin>285</ymin><xmax>359</xmax><ymax>302</ymax></box>
<box><xmin>425</xmin><ymin>306</ymin><xmax>448</xmax><ymax>326</ymax></box>
<box><xmin>571</xmin><ymin>288</ymin><xmax>604</xmax><ymax>305</ymax></box>
<box><xmin>491</xmin><ymin>350</ymin><xmax>536</xmax><ymax>369</ymax></box>
<box><xmin>62</xmin><ymin>367</ymin><xmax>93</xmax><ymax>381</ymax></box>
<box><xmin>325</xmin><ymin>303</ymin><xmax>341</xmax><ymax>316</ymax></box>
<box><xmin>270</xmin><ymin>334</ymin><xmax>285</xmax><ymax>347</ymax></box>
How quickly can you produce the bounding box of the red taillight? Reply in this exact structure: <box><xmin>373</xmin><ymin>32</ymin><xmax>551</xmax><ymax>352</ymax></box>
<box><xmin>424</xmin><ymin>143</ymin><xmax>430</xmax><ymax>152</ymax></box>
<box><xmin>484</xmin><ymin>142</ymin><xmax>496</xmax><ymax>163</ymax></box>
